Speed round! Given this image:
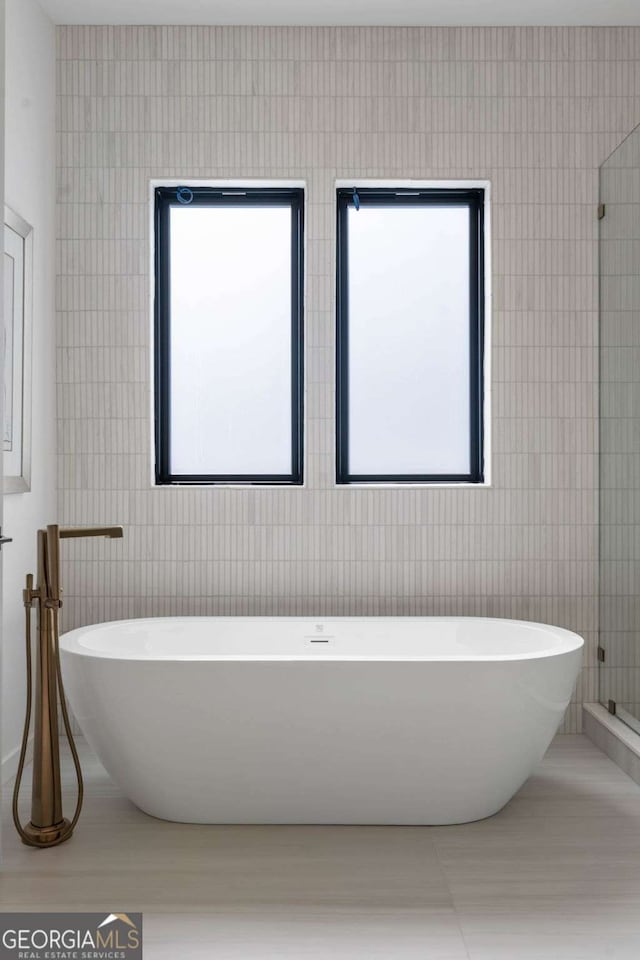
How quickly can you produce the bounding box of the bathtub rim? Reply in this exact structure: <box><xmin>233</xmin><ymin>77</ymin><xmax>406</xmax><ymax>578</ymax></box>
<box><xmin>59</xmin><ymin>615</ymin><xmax>584</xmax><ymax>663</ymax></box>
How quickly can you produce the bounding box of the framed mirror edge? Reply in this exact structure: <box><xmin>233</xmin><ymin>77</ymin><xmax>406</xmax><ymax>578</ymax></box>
<box><xmin>3</xmin><ymin>204</ymin><xmax>33</xmax><ymax>495</ymax></box>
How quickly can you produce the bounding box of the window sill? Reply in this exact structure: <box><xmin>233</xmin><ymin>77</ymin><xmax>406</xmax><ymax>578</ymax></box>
<box><xmin>151</xmin><ymin>482</ymin><xmax>307</xmax><ymax>490</ymax></box>
<box><xmin>335</xmin><ymin>482</ymin><xmax>493</xmax><ymax>489</ymax></box>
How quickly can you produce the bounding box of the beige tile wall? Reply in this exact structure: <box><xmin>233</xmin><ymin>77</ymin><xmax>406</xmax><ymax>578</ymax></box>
<box><xmin>56</xmin><ymin>25</ymin><xmax>640</xmax><ymax>733</ymax></box>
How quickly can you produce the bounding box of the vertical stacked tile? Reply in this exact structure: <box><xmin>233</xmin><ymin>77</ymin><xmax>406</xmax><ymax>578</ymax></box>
<box><xmin>56</xmin><ymin>25</ymin><xmax>640</xmax><ymax>733</ymax></box>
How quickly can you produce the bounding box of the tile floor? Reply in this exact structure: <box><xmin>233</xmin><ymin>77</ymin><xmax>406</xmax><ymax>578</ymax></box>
<box><xmin>2</xmin><ymin>735</ymin><xmax>640</xmax><ymax>958</ymax></box>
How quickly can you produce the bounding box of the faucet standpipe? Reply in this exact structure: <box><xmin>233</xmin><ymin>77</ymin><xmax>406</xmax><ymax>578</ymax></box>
<box><xmin>12</xmin><ymin>523</ymin><xmax>123</xmax><ymax>848</ymax></box>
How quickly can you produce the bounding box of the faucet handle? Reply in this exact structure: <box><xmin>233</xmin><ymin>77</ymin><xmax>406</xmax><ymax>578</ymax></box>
<box><xmin>23</xmin><ymin>573</ymin><xmax>39</xmax><ymax>608</ymax></box>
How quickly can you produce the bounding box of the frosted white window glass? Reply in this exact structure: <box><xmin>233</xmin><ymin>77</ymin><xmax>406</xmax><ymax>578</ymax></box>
<box><xmin>347</xmin><ymin>204</ymin><xmax>471</xmax><ymax>476</ymax></box>
<box><xmin>169</xmin><ymin>205</ymin><xmax>292</xmax><ymax>476</ymax></box>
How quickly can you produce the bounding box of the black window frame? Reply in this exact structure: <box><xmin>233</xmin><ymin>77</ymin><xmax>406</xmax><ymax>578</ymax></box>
<box><xmin>154</xmin><ymin>185</ymin><xmax>304</xmax><ymax>486</ymax></box>
<box><xmin>335</xmin><ymin>186</ymin><xmax>485</xmax><ymax>485</ymax></box>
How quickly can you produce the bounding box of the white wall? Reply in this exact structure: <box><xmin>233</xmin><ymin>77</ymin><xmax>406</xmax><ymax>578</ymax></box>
<box><xmin>1</xmin><ymin>0</ymin><xmax>56</xmax><ymax>779</ymax></box>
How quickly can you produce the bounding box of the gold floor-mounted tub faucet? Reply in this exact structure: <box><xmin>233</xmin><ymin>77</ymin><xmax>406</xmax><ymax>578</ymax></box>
<box><xmin>12</xmin><ymin>524</ymin><xmax>123</xmax><ymax>848</ymax></box>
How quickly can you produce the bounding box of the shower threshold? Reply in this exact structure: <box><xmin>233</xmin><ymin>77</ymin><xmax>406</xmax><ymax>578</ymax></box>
<box><xmin>584</xmin><ymin>703</ymin><xmax>640</xmax><ymax>787</ymax></box>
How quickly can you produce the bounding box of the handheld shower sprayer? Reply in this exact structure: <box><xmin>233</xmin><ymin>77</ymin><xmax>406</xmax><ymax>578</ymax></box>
<box><xmin>12</xmin><ymin>524</ymin><xmax>123</xmax><ymax>847</ymax></box>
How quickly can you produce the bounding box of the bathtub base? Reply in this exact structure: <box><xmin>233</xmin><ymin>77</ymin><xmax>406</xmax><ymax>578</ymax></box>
<box><xmin>132</xmin><ymin>797</ymin><xmax>515</xmax><ymax>827</ymax></box>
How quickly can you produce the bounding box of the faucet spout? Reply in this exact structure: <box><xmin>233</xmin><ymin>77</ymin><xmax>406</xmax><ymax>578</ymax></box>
<box><xmin>59</xmin><ymin>526</ymin><xmax>123</xmax><ymax>540</ymax></box>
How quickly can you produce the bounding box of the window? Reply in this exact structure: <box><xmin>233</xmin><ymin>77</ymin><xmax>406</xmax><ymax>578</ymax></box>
<box><xmin>336</xmin><ymin>186</ymin><xmax>485</xmax><ymax>485</ymax></box>
<box><xmin>154</xmin><ymin>185</ymin><xmax>304</xmax><ymax>485</ymax></box>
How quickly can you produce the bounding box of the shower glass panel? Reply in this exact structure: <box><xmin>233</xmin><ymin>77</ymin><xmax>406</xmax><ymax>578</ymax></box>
<box><xmin>599</xmin><ymin>123</ymin><xmax>640</xmax><ymax>734</ymax></box>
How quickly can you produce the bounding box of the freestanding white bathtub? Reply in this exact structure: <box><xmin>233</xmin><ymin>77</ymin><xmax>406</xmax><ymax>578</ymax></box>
<box><xmin>60</xmin><ymin>617</ymin><xmax>583</xmax><ymax>825</ymax></box>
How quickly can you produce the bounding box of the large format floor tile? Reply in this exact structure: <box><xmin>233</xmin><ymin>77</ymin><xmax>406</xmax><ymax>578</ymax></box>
<box><xmin>2</xmin><ymin>735</ymin><xmax>640</xmax><ymax>958</ymax></box>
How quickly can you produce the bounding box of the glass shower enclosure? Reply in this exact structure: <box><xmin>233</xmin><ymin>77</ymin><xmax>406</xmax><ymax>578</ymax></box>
<box><xmin>599</xmin><ymin>123</ymin><xmax>640</xmax><ymax>735</ymax></box>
